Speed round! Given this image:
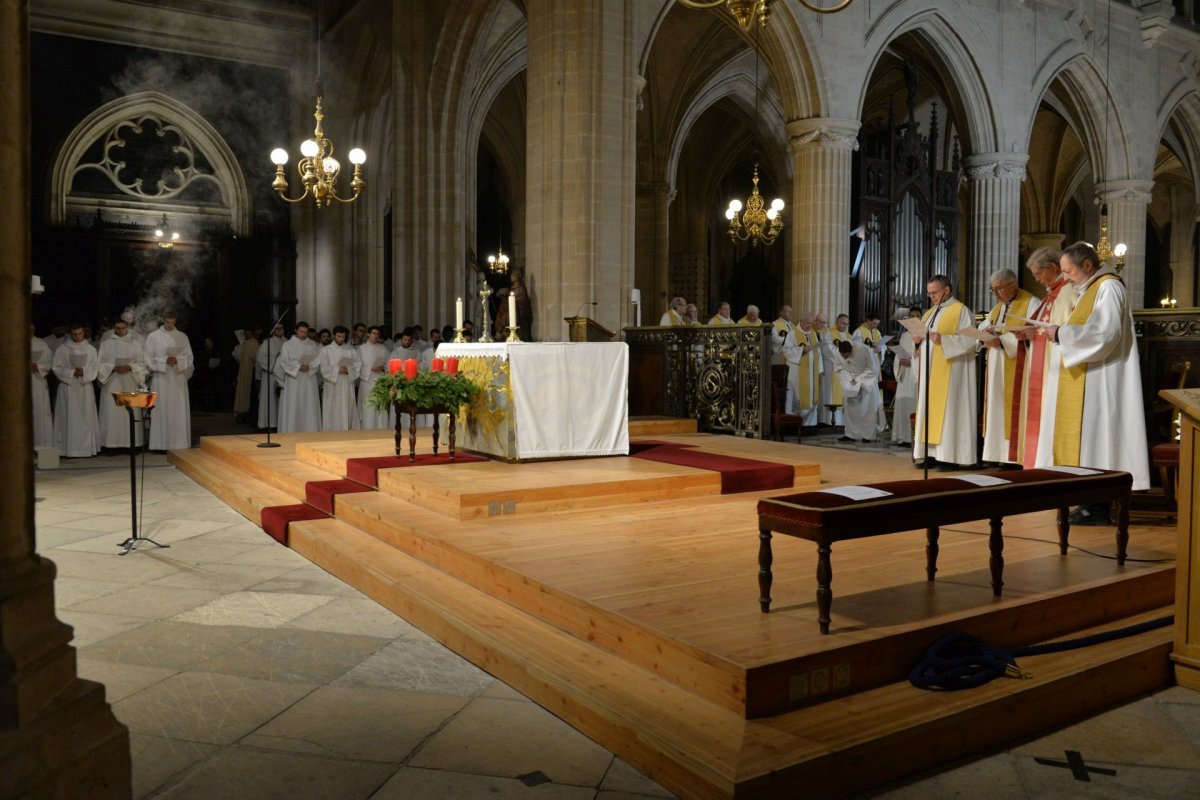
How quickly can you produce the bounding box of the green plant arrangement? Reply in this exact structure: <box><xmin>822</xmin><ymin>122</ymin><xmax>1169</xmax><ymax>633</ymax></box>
<box><xmin>367</xmin><ymin>371</ymin><xmax>480</xmax><ymax>412</ymax></box>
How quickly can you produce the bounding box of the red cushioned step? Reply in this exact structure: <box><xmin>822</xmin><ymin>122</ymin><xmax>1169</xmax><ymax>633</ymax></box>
<box><xmin>633</xmin><ymin>447</ymin><xmax>794</xmax><ymax>494</ymax></box>
<box><xmin>1151</xmin><ymin>442</ymin><xmax>1180</xmax><ymax>467</ymax></box>
<box><xmin>259</xmin><ymin>503</ymin><xmax>329</xmax><ymax>546</ymax></box>
<box><xmin>305</xmin><ymin>479</ymin><xmax>374</xmax><ymax>514</ymax></box>
<box><xmin>345</xmin><ymin>452</ymin><xmax>487</xmax><ymax>487</ymax></box>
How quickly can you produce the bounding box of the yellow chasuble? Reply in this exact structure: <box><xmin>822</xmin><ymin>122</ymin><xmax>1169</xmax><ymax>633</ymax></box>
<box><xmin>918</xmin><ymin>301</ymin><xmax>965</xmax><ymax>445</ymax></box>
<box><xmin>855</xmin><ymin>325</ymin><xmax>880</xmax><ymax>347</ymax></box>
<box><xmin>663</xmin><ymin>309</ymin><xmax>684</xmax><ymax>326</ymax></box>
<box><xmin>708</xmin><ymin>315</ymin><xmax>734</xmax><ymax>326</ymax></box>
<box><xmin>796</xmin><ymin>327</ymin><xmax>818</xmax><ymax>409</ymax></box>
<box><xmin>1053</xmin><ymin>274</ymin><xmax>1119</xmax><ymax>465</ymax></box>
<box><xmin>984</xmin><ymin>290</ymin><xmax>1035</xmax><ymax>439</ymax></box>
<box><xmin>828</xmin><ymin>329</ymin><xmax>852</xmax><ymax>406</ymax></box>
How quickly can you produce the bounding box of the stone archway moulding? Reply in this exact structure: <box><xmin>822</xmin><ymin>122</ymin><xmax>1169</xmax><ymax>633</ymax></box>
<box><xmin>50</xmin><ymin>90</ymin><xmax>251</xmax><ymax>236</ymax></box>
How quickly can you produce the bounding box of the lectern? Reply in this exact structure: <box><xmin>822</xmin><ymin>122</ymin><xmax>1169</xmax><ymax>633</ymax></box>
<box><xmin>1160</xmin><ymin>388</ymin><xmax>1200</xmax><ymax>689</ymax></box>
<box><xmin>564</xmin><ymin>316</ymin><xmax>615</xmax><ymax>342</ymax></box>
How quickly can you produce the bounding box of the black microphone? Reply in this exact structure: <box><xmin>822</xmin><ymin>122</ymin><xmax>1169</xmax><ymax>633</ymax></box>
<box><xmin>574</xmin><ymin>301</ymin><xmax>598</xmax><ymax>318</ymax></box>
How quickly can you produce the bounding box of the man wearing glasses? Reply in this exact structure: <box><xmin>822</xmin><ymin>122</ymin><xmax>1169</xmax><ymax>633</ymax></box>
<box><xmin>980</xmin><ymin>269</ymin><xmax>1036</xmax><ymax>467</ymax></box>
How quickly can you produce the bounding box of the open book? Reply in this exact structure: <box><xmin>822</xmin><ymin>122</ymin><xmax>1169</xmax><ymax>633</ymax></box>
<box><xmin>69</xmin><ymin>353</ymin><xmax>87</xmax><ymax>368</ymax></box>
<box><xmin>166</xmin><ymin>346</ymin><xmax>184</xmax><ymax>357</ymax></box>
<box><xmin>299</xmin><ymin>353</ymin><xmax>316</xmax><ymax>366</ymax></box>
<box><xmin>1007</xmin><ymin>315</ymin><xmax>1054</xmax><ymax>330</ymax></box>
<box><xmin>338</xmin><ymin>355</ymin><xmax>356</xmax><ymax>368</ymax></box>
<box><xmin>898</xmin><ymin>317</ymin><xmax>928</xmax><ymax>337</ymax></box>
<box><xmin>955</xmin><ymin>326</ymin><xmax>999</xmax><ymax>344</ymax></box>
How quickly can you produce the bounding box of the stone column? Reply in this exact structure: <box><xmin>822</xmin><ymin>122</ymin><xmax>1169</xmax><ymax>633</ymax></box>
<box><xmin>1096</xmin><ymin>180</ymin><xmax>1154</xmax><ymax>309</ymax></box>
<box><xmin>634</xmin><ymin>181</ymin><xmax>671</xmax><ymax>317</ymax></box>
<box><xmin>525</xmin><ymin>0</ymin><xmax>637</xmax><ymax>340</ymax></box>
<box><xmin>964</xmin><ymin>153</ymin><xmax>1027</xmax><ymax>312</ymax></box>
<box><xmin>0</xmin><ymin>1</ymin><xmax>130</xmax><ymax>795</ymax></box>
<box><xmin>786</xmin><ymin>118</ymin><xmax>859</xmax><ymax>318</ymax></box>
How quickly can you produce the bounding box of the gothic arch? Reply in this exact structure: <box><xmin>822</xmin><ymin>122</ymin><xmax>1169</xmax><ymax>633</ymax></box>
<box><xmin>1156</xmin><ymin>90</ymin><xmax>1200</xmax><ymax>201</ymax></box>
<box><xmin>49</xmin><ymin>90</ymin><xmax>251</xmax><ymax>236</ymax></box>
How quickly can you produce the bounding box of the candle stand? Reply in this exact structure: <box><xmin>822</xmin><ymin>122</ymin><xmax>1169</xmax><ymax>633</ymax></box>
<box><xmin>111</xmin><ymin>391</ymin><xmax>170</xmax><ymax>556</ymax></box>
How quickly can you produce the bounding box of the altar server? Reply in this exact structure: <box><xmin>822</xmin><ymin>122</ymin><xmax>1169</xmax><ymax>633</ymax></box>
<box><xmin>320</xmin><ymin>326</ymin><xmax>361</xmax><ymax>431</ymax></box>
<box><xmin>1045</xmin><ymin>241</ymin><xmax>1150</xmax><ymax>504</ymax></box>
<box><xmin>834</xmin><ymin>340</ymin><xmax>886</xmax><ymax>442</ymax></box>
<box><xmin>97</xmin><ymin>319</ymin><xmax>149</xmax><ymax>448</ymax></box>
<box><xmin>30</xmin><ymin>326</ymin><xmax>54</xmax><ymax>449</ymax></box>
<box><xmin>145</xmin><ymin>313</ymin><xmax>193</xmax><ymax>451</ymax></box>
<box><xmin>274</xmin><ymin>321</ymin><xmax>322</xmax><ymax>433</ymax></box>
<box><xmin>912</xmin><ymin>276</ymin><xmax>977</xmax><ymax>470</ymax></box>
<box><xmin>980</xmin><ymin>269</ymin><xmax>1036</xmax><ymax>466</ymax></box>
<box><xmin>51</xmin><ymin>324</ymin><xmax>100</xmax><ymax>457</ymax></box>
<box><xmin>358</xmin><ymin>326</ymin><xmax>392</xmax><ymax>429</ymax></box>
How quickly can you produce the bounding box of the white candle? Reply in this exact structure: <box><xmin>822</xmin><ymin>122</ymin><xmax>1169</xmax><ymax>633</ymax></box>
<box><xmin>456</xmin><ymin>297</ymin><xmax>463</xmax><ymax>330</ymax></box>
<box><xmin>635</xmin><ymin>302</ymin><xmax>641</xmax><ymax>327</ymax></box>
<box><xmin>508</xmin><ymin>292</ymin><xmax>517</xmax><ymax>328</ymax></box>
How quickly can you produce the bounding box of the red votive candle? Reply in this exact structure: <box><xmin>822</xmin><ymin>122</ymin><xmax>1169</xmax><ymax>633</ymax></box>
<box><xmin>388</xmin><ymin>359</ymin><xmax>403</xmax><ymax>374</ymax></box>
<box><xmin>430</xmin><ymin>357</ymin><xmax>444</xmax><ymax>372</ymax></box>
<box><xmin>403</xmin><ymin>359</ymin><xmax>418</xmax><ymax>380</ymax></box>
<box><xmin>445</xmin><ymin>357</ymin><xmax>458</xmax><ymax>375</ymax></box>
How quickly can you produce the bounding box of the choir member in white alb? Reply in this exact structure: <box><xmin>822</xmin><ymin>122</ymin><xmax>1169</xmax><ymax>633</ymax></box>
<box><xmin>1044</xmin><ymin>241</ymin><xmax>1151</xmax><ymax>523</ymax></box>
<box><xmin>912</xmin><ymin>276</ymin><xmax>978</xmax><ymax>470</ymax></box>
<box><xmin>834</xmin><ymin>340</ymin><xmax>887</xmax><ymax>442</ymax></box>
<box><xmin>146</xmin><ymin>313</ymin><xmax>193</xmax><ymax>451</ymax></box>
<box><xmin>320</xmin><ymin>325</ymin><xmax>362</xmax><ymax>431</ymax></box>
<box><xmin>51</xmin><ymin>324</ymin><xmax>100</xmax><ymax>457</ymax></box>
<box><xmin>98</xmin><ymin>318</ymin><xmax>149</xmax><ymax>449</ymax></box>
<box><xmin>816</xmin><ymin>313</ymin><xmax>850</xmax><ymax>427</ymax></box>
<box><xmin>30</xmin><ymin>325</ymin><xmax>54</xmax><ymax>449</ymax></box>
<box><xmin>890</xmin><ymin>308</ymin><xmax>921</xmax><ymax>445</ymax></box>
<box><xmin>358</xmin><ymin>326</ymin><xmax>392</xmax><ymax>429</ymax></box>
<box><xmin>256</xmin><ymin>323</ymin><xmax>285</xmax><ymax>430</ymax></box>
<box><xmin>274</xmin><ymin>321</ymin><xmax>322</xmax><ymax>433</ymax></box>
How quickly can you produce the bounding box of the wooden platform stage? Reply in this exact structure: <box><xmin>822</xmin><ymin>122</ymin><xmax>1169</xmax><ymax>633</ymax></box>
<box><xmin>169</xmin><ymin>420</ymin><xmax>1177</xmax><ymax>799</ymax></box>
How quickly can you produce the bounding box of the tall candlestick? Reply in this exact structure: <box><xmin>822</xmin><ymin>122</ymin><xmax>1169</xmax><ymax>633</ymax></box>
<box><xmin>456</xmin><ymin>297</ymin><xmax>463</xmax><ymax>331</ymax></box>
<box><xmin>508</xmin><ymin>292</ymin><xmax>517</xmax><ymax>331</ymax></box>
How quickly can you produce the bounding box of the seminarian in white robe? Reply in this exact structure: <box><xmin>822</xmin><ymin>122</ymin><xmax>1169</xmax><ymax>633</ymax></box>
<box><xmin>392</xmin><ymin>335</ymin><xmax>433</xmax><ymax>428</ymax></box>
<box><xmin>256</xmin><ymin>327</ymin><xmax>285</xmax><ymax>430</ymax></box>
<box><xmin>275</xmin><ymin>327</ymin><xmax>322</xmax><ymax>433</ymax></box>
<box><xmin>30</xmin><ymin>332</ymin><xmax>54</xmax><ymax>449</ymax></box>
<box><xmin>51</xmin><ymin>330</ymin><xmax>100</xmax><ymax>457</ymax></box>
<box><xmin>358</xmin><ymin>332</ymin><xmax>392</xmax><ymax>429</ymax></box>
<box><xmin>834</xmin><ymin>340</ymin><xmax>887</xmax><ymax>441</ymax></box>
<box><xmin>890</xmin><ymin>330</ymin><xmax>919</xmax><ymax>445</ymax></box>
<box><xmin>1051</xmin><ymin>257</ymin><xmax>1150</xmax><ymax>491</ymax></box>
<box><xmin>980</xmin><ymin>280</ymin><xmax>1036</xmax><ymax>465</ymax></box>
<box><xmin>320</xmin><ymin>333</ymin><xmax>362</xmax><ymax>432</ymax></box>
<box><xmin>145</xmin><ymin>318</ymin><xmax>193</xmax><ymax>451</ymax></box>
<box><xmin>98</xmin><ymin>327</ymin><xmax>149</xmax><ymax>448</ymax></box>
<box><xmin>913</xmin><ymin>286</ymin><xmax>978</xmax><ymax>468</ymax></box>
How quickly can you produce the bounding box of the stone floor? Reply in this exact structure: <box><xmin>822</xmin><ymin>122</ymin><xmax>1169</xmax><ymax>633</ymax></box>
<box><xmin>32</xmin><ymin>412</ymin><xmax>1200</xmax><ymax>799</ymax></box>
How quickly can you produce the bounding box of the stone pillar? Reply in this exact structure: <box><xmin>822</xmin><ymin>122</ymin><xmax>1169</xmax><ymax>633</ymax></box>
<box><xmin>786</xmin><ymin>118</ymin><xmax>859</xmax><ymax>318</ymax></box>
<box><xmin>964</xmin><ymin>153</ymin><xmax>1027</xmax><ymax>312</ymax></box>
<box><xmin>634</xmin><ymin>181</ymin><xmax>671</xmax><ymax>317</ymax></box>
<box><xmin>525</xmin><ymin>0</ymin><xmax>637</xmax><ymax>340</ymax></box>
<box><xmin>1097</xmin><ymin>180</ymin><xmax>1154</xmax><ymax>310</ymax></box>
<box><xmin>0</xmin><ymin>1</ymin><xmax>130</xmax><ymax>795</ymax></box>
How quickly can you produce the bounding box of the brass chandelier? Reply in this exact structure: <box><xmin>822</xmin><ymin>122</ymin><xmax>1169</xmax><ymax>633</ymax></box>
<box><xmin>676</xmin><ymin>0</ymin><xmax>853</xmax><ymax>29</ymax></box>
<box><xmin>270</xmin><ymin>84</ymin><xmax>365</xmax><ymax>207</ymax></box>
<box><xmin>726</xmin><ymin>165</ymin><xmax>784</xmax><ymax>246</ymax></box>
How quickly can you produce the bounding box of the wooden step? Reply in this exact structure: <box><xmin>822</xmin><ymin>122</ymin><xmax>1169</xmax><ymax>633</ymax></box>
<box><xmin>629</xmin><ymin>416</ymin><xmax>699</xmax><ymax>436</ymax></box>
<box><xmin>197</xmin><ymin>436</ymin><xmax>344</xmax><ymax>499</ymax></box>
<box><xmin>168</xmin><ymin>448</ymin><xmax>297</xmax><ymax>525</ymax></box>
<box><xmin>287</xmin><ymin>516</ymin><xmax>1173</xmax><ymax>799</ymax></box>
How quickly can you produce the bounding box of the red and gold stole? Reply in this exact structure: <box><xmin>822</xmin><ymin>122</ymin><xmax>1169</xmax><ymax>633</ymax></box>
<box><xmin>1021</xmin><ymin>277</ymin><xmax>1068</xmax><ymax>467</ymax></box>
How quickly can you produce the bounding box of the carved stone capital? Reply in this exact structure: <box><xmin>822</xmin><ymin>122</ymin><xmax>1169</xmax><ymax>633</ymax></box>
<box><xmin>1095</xmin><ymin>179</ymin><xmax>1155</xmax><ymax>206</ymax></box>
<box><xmin>963</xmin><ymin>153</ymin><xmax>1028</xmax><ymax>182</ymax></box>
<box><xmin>786</xmin><ymin>118</ymin><xmax>860</xmax><ymax>153</ymax></box>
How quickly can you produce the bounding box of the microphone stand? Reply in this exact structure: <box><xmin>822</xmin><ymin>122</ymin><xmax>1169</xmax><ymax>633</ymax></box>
<box><xmin>258</xmin><ymin>303</ymin><xmax>295</xmax><ymax>449</ymax></box>
<box><xmin>921</xmin><ymin>303</ymin><xmax>942</xmax><ymax>481</ymax></box>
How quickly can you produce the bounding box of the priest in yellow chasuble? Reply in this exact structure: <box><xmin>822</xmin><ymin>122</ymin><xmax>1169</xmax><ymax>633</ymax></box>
<box><xmin>852</xmin><ymin>315</ymin><xmax>884</xmax><ymax>379</ymax></box>
<box><xmin>771</xmin><ymin>306</ymin><xmax>802</xmax><ymax>414</ymax></box>
<box><xmin>1044</xmin><ymin>241</ymin><xmax>1150</xmax><ymax>501</ymax></box>
<box><xmin>816</xmin><ymin>313</ymin><xmax>852</xmax><ymax>426</ymax></box>
<box><xmin>912</xmin><ymin>275</ymin><xmax>978</xmax><ymax>469</ymax></box>
<box><xmin>980</xmin><ymin>268</ymin><xmax>1035</xmax><ymax>465</ymax></box>
<box><xmin>795</xmin><ymin>313</ymin><xmax>823</xmax><ymax>425</ymax></box>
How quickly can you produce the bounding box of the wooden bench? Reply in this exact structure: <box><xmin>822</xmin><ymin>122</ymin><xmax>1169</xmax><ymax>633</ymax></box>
<box><xmin>756</xmin><ymin>468</ymin><xmax>1132</xmax><ymax>633</ymax></box>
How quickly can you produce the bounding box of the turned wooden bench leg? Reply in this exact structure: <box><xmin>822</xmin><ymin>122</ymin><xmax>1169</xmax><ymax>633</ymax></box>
<box><xmin>758</xmin><ymin>529</ymin><xmax>773</xmax><ymax>613</ymax></box>
<box><xmin>1114</xmin><ymin>495</ymin><xmax>1129</xmax><ymax>566</ymax></box>
<box><xmin>989</xmin><ymin>517</ymin><xmax>1004</xmax><ymax>596</ymax></box>
<box><xmin>817</xmin><ymin>543</ymin><xmax>833</xmax><ymax>634</ymax></box>
<box><xmin>925</xmin><ymin>526</ymin><xmax>939</xmax><ymax>581</ymax></box>
<box><xmin>1056</xmin><ymin>507</ymin><xmax>1070</xmax><ymax>555</ymax></box>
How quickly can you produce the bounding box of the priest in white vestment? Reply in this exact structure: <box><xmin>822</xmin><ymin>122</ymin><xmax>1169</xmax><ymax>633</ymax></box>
<box><xmin>708</xmin><ymin>302</ymin><xmax>734</xmax><ymax>326</ymax></box>
<box><xmin>256</xmin><ymin>324</ymin><xmax>285</xmax><ymax>430</ymax></box>
<box><xmin>97</xmin><ymin>320</ymin><xmax>149</xmax><ymax>448</ymax></box>
<box><xmin>770</xmin><ymin>306</ymin><xmax>803</xmax><ymax>415</ymax></box>
<box><xmin>817</xmin><ymin>314</ymin><xmax>852</xmax><ymax>426</ymax></box>
<box><xmin>737</xmin><ymin>305</ymin><xmax>762</xmax><ymax>325</ymax></box>
<box><xmin>980</xmin><ymin>269</ymin><xmax>1037</xmax><ymax>466</ymax></box>
<box><xmin>794</xmin><ymin>313</ymin><xmax>823</xmax><ymax>425</ymax></box>
<box><xmin>1045</xmin><ymin>242</ymin><xmax>1150</xmax><ymax>507</ymax></box>
<box><xmin>912</xmin><ymin>276</ymin><xmax>978</xmax><ymax>469</ymax></box>
<box><xmin>51</xmin><ymin>325</ymin><xmax>100</xmax><ymax>457</ymax></box>
<box><xmin>146</xmin><ymin>314</ymin><xmax>193</xmax><ymax>451</ymax></box>
<box><xmin>30</xmin><ymin>326</ymin><xmax>54</xmax><ymax>449</ymax></box>
<box><xmin>834</xmin><ymin>340</ymin><xmax>887</xmax><ymax>442</ymax></box>
<box><xmin>358</xmin><ymin>326</ymin><xmax>392</xmax><ymax>429</ymax></box>
<box><xmin>275</xmin><ymin>322</ymin><xmax>322</xmax><ymax>433</ymax></box>
<box><xmin>659</xmin><ymin>296</ymin><xmax>687</xmax><ymax>326</ymax></box>
<box><xmin>320</xmin><ymin>326</ymin><xmax>362</xmax><ymax>432</ymax></box>
<box><xmin>890</xmin><ymin>309</ymin><xmax>921</xmax><ymax>445</ymax></box>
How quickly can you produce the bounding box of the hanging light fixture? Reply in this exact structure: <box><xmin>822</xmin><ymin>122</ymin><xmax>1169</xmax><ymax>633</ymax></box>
<box><xmin>268</xmin><ymin>2</ymin><xmax>365</xmax><ymax>207</ymax></box>
<box><xmin>1093</xmin><ymin>3</ymin><xmax>1126</xmax><ymax>274</ymax></box>
<box><xmin>723</xmin><ymin>14</ymin><xmax>784</xmax><ymax>247</ymax></box>
<box><xmin>154</xmin><ymin>213</ymin><xmax>180</xmax><ymax>249</ymax></box>
<box><xmin>675</xmin><ymin>0</ymin><xmax>852</xmax><ymax>30</ymax></box>
<box><xmin>479</xmin><ymin>202</ymin><xmax>511</xmax><ymax>343</ymax></box>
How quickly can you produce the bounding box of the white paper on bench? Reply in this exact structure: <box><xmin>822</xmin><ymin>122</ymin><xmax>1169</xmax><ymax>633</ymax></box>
<box><xmin>949</xmin><ymin>474</ymin><xmax>1011</xmax><ymax>487</ymax></box>
<box><xmin>816</xmin><ymin>485</ymin><xmax>893</xmax><ymax>501</ymax></box>
<box><xmin>1040</xmin><ymin>465</ymin><xmax>1103</xmax><ymax>476</ymax></box>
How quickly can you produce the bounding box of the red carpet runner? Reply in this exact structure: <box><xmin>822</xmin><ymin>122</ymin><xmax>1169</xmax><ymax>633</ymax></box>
<box><xmin>345</xmin><ymin>452</ymin><xmax>487</xmax><ymax>487</ymax></box>
<box><xmin>630</xmin><ymin>441</ymin><xmax>794</xmax><ymax>494</ymax></box>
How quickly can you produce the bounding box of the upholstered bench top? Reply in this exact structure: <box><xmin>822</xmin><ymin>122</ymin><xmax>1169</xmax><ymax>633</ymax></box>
<box><xmin>1151</xmin><ymin>442</ymin><xmax>1180</xmax><ymax>467</ymax></box>
<box><xmin>757</xmin><ymin>468</ymin><xmax>1132</xmax><ymax>542</ymax></box>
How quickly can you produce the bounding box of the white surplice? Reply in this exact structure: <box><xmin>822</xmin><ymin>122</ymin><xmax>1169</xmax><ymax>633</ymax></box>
<box><xmin>817</xmin><ymin>327</ymin><xmax>850</xmax><ymax>426</ymax></box>
<box><xmin>145</xmin><ymin>327</ymin><xmax>193</xmax><ymax>450</ymax></box>
<box><xmin>256</xmin><ymin>334</ymin><xmax>285</xmax><ymax>429</ymax></box>
<box><xmin>30</xmin><ymin>336</ymin><xmax>54</xmax><ymax>449</ymax></box>
<box><xmin>51</xmin><ymin>339</ymin><xmax>100</xmax><ymax>457</ymax></box>
<box><xmin>357</xmin><ymin>342</ymin><xmax>392</xmax><ymax>429</ymax></box>
<box><xmin>274</xmin><ymin>335</ymin><xmax>321</xmax><ymax>433</ymax></box>
<box><xmin>770</xmin><ymin>318</ymin><xmax>803</xmax><ymax>416</ymax></box>
<box><xmin>913</xmin><ymin>299</ymin><xmax>978</xmax><ymax>466</ymax></box>
<box><xmin>1055</xmin><ymin>268</ymin><xmax>1150</xmax><ymax>490</ymax></box>
<box><xmin>835</xmin><ymin>341</ymin><xmax>887</xmax><ymax>441</ymax></box>
<box><xmin>890</xmin><ymin>331</ymin><xmax>918</xmax><ymax>444</ymax></box>
<box><xmin>97</xmin><ymin>333</ymin><xmax>149</xmax><ymax>447</ymax></box>
<box><xmin>320</xmin><ymin>342</ymin><xmax>362</xmax><ymax>431</ymax></box>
